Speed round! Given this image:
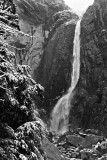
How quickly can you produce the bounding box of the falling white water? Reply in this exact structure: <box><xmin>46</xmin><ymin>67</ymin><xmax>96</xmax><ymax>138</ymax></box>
<box><xmin>50</xmin><ymin>19</ymin><xmax>81</xmax><ymax>134</ymax></box>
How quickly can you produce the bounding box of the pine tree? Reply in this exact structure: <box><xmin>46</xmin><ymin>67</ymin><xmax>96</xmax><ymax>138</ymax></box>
<box><xmin>0</xmin><ymin>0</ymin><xmax>20</xmax><ymax>31</ymax></box>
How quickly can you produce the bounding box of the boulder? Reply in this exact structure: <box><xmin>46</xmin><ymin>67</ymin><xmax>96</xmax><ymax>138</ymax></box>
<box><xmin>81</xmin><ymin>135</ymin><xmax>104</xmax><ymax>148</ymax></box>
<box><xmin>67</xmin><ymin>134</ymin><xmax>103</xmax><ymax>148</ymax></box>
<box><xmin>67</xmin><ymin>135</ymin><xmax>83</xmax><ymax>147</ymax></box>
<box><xmin>41</xmin><ymin>136</ymin><xmax>64</xmax><ymax>160</ymax></box>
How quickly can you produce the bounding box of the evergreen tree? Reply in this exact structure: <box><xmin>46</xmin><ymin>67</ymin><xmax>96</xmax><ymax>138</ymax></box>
<box><xmin>0</xmin><ymin>0</ymin><xmax>20</xmax><ymax>31</ymax></box>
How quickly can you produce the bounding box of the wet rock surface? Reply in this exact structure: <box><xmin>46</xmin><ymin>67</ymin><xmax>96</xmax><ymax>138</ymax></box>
<box><xmin>37</xmin><ymin>14</ymin><xmax>78</xmax><ymax>116</ymax></box>
<box><xmin>67</xmin><ymin>0</ymin><xmax>107</xmax><ymax>136</ymax></box>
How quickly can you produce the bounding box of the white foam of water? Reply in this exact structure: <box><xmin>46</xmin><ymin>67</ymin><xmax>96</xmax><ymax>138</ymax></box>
<box><xmin>50</xmin><ymin>20</ymin><xmax>81</xmax><ymax>134</ymax></box>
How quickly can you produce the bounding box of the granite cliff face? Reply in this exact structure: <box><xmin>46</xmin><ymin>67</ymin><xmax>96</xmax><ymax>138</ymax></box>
<box><xmin>36</xmin><ymin>0</ymin><xmax>107</xmax><ymax>136</ymax></box>
<box><xmin>8</xmin><ymin>0</ymin><xmax>68</xmax><ymax>78</ymax></box>
<box><xmin>69</xmin><ymin>0</ymin><xmax>107</xmax><ymax>136</ymax></box>
<box><xmin>36</xmin><ymin>10</ymin><xmax>78</xmax><ymax>116</ymax></box>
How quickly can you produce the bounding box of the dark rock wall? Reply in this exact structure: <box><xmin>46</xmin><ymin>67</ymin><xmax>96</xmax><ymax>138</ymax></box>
<box><xmin>14</xmin><ymin>0</ymin><xmax>68</xmax><ymax>27</ymax></box>
<box><xmin>70</xmin><ymin>0</ymin><xmax>107</xmax><ymax>136</ymax></box>
<box><xmin>36</xmin><ymin>0</ymin><xmax>107</xmax><ymax>136</ymax></box>
<box><xmin>37</xmin><ymin>18</ymin><xmax>77</xmax><ymax>116</ymax></box>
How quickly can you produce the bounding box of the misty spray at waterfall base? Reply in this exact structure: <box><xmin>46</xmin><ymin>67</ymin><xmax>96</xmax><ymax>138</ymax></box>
<box><xmin>50</xmin><ymin>20</ymin><xmax>81</xmax><ymax>134</ymax></box>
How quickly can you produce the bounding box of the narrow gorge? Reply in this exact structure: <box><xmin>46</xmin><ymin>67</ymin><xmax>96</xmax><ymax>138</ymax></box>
<box><xmin>1</xmin><ymin>0</ymin><xmax>107</xmax><ymax>160</ymax></box>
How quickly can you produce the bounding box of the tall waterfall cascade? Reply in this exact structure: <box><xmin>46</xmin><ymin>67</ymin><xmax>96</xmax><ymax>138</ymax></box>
<box><xmin>50</xmin><ymin>20</ymin><xmax>81</xmax><ymax>134</ymax></box>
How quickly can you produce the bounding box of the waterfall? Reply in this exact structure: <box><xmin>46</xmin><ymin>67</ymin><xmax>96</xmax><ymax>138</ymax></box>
<box><xmin>50</xmin><ymin>19</ymin><xmax>81</xmax><ymax>134</ymax></box>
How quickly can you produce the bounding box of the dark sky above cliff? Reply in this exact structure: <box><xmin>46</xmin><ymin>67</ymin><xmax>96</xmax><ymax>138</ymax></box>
<box><xmin>64</xmin><ymin>0</ymin><xmax>94</xmax><ymax>13</ymax></box>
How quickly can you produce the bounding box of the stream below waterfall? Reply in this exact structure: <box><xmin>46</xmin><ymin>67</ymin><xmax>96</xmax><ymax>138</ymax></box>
<box><xmin>50</xmin><ymin>19</ymin><xmax>81</xmax><ymax>134</ymax></box>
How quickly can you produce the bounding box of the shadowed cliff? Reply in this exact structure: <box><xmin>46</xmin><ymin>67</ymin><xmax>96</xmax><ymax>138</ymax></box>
<box><xmin>36</xmin><ymin>10</ymin><xmax>79</xmax><ymax>116</ymax></box>
<box><xmin>69</xmin><ymin>0</ymin><xmax>107</xmax><ymax>136</ymax></box>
